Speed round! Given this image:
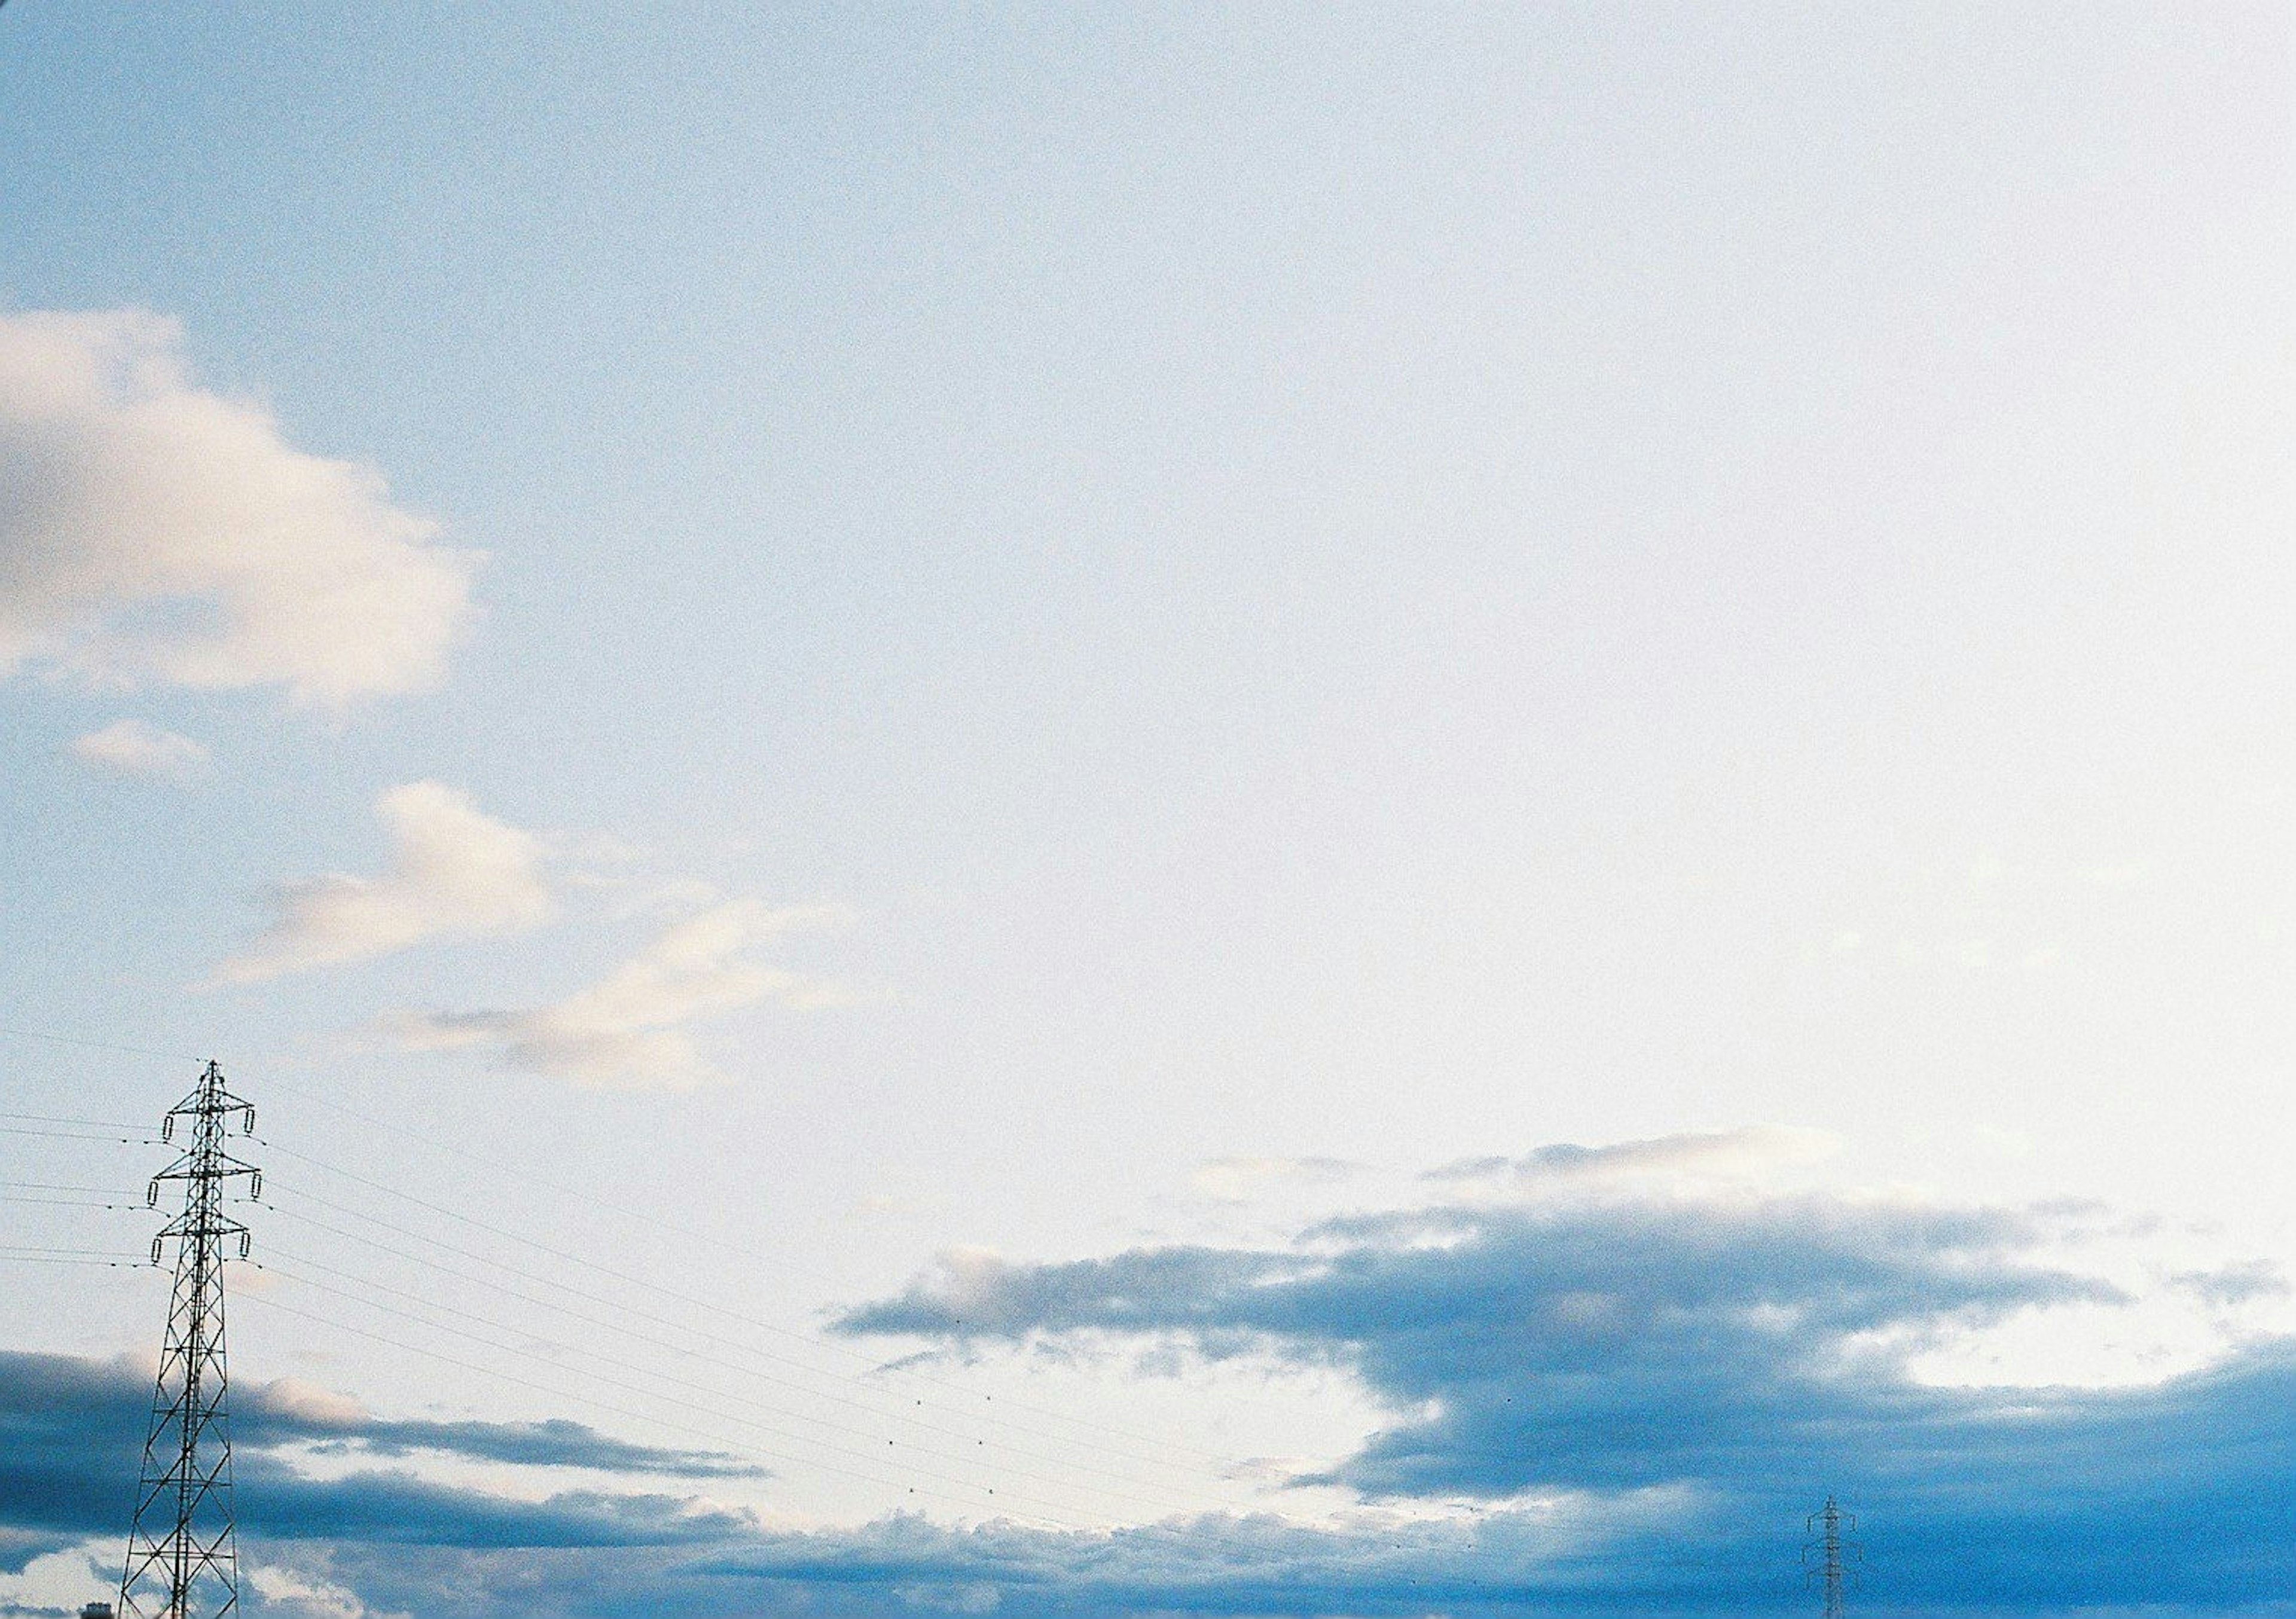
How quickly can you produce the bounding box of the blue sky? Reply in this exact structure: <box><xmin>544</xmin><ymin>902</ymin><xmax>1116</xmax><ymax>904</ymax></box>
<box><xmin>0</xmin><ymin>4</ymin><xmax>2290</xmax><ymax>1617</ymax></box>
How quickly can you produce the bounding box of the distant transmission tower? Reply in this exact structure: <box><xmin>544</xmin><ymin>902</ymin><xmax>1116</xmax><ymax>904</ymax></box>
<box><xmin>1803</xmin><ymin>1494</ymin><xmax>1861</xmax><ymax>1619</ymax></box>
<box><xmin>120</xmin><ymin>1062</ymin><xmax>261</xmax><ymax>1619</ymax></box>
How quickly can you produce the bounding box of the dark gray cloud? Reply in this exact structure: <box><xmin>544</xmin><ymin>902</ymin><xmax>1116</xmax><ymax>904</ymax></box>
<box><xmin>233</xmin><ymin>1468</ymin><xmax>749</xmax><ymax>1551</ymax></box>
<box><xmin>0</xmin><ymin>1349</ymin><xmax>758</xmax><ymax>1553</ymax></box>
<box><xmin>833</xmin><ymin>1196</ymin><xmax>2120</xmax><ymax>1495</ymax></box>
<box><xmin>832</xmin><ymin>1191</ymin><xmax>2296</xmax><ymax>1611</ymax></box>
<box><xmin>237</xmin><ymin>1394</ymin><xmax>766</xmax><ymax>1480</ymax></box>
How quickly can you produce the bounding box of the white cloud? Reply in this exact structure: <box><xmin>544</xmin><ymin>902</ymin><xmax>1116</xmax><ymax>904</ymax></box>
<box><xmin>382</xmin><ymin>898</ymin><xmax>844</xmax><ymax>1089</ymax></box>
<box><xmin>218</xmin><ymin>781</ymin><xmax>554</xmax><ymax>983</ymax></box>
<box><xmin>0</xmin><ymin>1544</ymin><xmax>111</xmax><ymax>1618</ymax></box>
<box><xmin>68</xmin><ymin>717</ymin><xmax>209</xmax><ymax>780</ymax></box>
<box><xmin>0</xmin><ymin>308</ymin><xmax>474</xmax><ymax>708</ymax></box>
<box><xmin>249</xmin><ymin>1376</ymin><xmax>370</xmax><ymax>1427</ymax></box>
<box><xmin>249</xmin><ymin>1562</ymin><xmax>406</xmax><ymax>1619</ymax></box>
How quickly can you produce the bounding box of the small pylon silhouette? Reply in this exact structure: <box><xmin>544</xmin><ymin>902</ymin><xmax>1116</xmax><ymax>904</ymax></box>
<box><xmin>119</xmin><ymin>1062</ymin><xmax>261</xmax><ymax>1619</ymax></box>
<box><xmin>1803</xmin><ymin>1493</ymin><xmax>1861</xmax><ymax>1619</ymax></box>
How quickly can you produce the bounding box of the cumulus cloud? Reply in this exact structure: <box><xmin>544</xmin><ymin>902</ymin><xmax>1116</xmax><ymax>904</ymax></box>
<box><xmin>381</xmin><ymin>898</ymin><xmax>845</xmax><ymax>1088</ymax></box>
<box><xmin>66</xmin><ymin>717</ymin><xmax>209</xmax><ymax>780</ymax></box>
<box><xmin>217</xmin><ymin>782</ymin><xmax>554</xmax><ymax>983</ymax></box>
<box><xmin>0</xmin><ymin>310</ymin><xmax>474</xmax><ymax>708</ymax></box>
<box><xmin>0</xmin><ymin>1542</ymin><xmax>111</xmax><ymax>1617</ymax></box>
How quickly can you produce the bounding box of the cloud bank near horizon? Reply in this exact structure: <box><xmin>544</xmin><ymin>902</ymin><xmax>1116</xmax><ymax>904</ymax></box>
<box><xmin>7</xmin><ymin>1153</ymin><xmax>2291</xmax><ymax>1618</ymax></box>
<box><xmin>828</xmin><ymin>1166</ymin><xmax>2295</xmax><ymax>1613</ymax></box>
<box><xmin>0</xmin><ymin>1347</ymin><xmax>760</xmax><ymax>1606</ymax></box>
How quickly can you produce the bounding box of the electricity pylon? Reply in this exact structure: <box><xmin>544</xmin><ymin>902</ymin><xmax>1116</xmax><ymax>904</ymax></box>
<box><xmin>1803</xmin><ymin>1494</ymin><xmax>1861</xmax><ymax>1619</ymax></box>
<box><xmin>120</xmin><ymin>1062</ymin><xmax>261</xmax><ymax>1619</ymax></box>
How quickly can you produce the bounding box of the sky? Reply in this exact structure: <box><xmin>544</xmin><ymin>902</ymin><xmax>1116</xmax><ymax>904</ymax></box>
<box><xmin>0</xmin><ymin>3</ymin><xmax>2290</xmax><ymax>1616</ymax></box>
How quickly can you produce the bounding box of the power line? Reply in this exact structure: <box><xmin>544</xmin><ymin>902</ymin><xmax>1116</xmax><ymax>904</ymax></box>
<box><xmin>238</xmin><ymin>1278</ymin><xmax>1074</xmax><ymax>1530</ymax></box>
<box><xmin>233</xmin><ymin>1053</ymin><xmax>1232</xmax><ymax>1457</ymax></box>
<box><xmin>2</xmin><ymin>1046</ymin><xmax>1265</xmax><ymax>1525</ymax></box>
<box><xmin>0</xmin><ymin>1242</ymin><xmax>136</xmax><ymax>1260</ymax></box>
<box><xmin>0</xmin><ymin>1123</ymin><xmax>155</xmax><ymax>1144</ymax></box>
<box><xmin>2</xmin><ymin>1022</ymin><xmax>1234</xmax><ymax>1465</ymax></box>
<box><xmin>261</xmin><ymin>1256</ymin><xmax>1101</xmax><ymax>1524</ymax></box>
<box><xmin>38</xmin><ymin>1058</ymin><xmax>1550</xmax><ymax>1597</ymax></box>
<box><xmin>255</xmin><ymin>1135</ymin><xmax>1233</xmax><ymax>1468</ymax></box>
<box><xmin>257</xmin><ymin>1195</ymin><xmax>1231</xmax><ymax>1512</ymax></box>
<box><xmin>240</xmin><ymin>1206</ymin><xmax>1393</xmax><ymax>1573</ymax></box>
<box><xmin>0</xmin><ymin>1193</ymin><xmax>135</xmax><ymax>1209</ymax></box>
<box><xmin>0</xmin><ymin>1025</ymin><xmax>189</xmax><ymax>1062</ymax></box>
<box><xmin>240</xmin><ymin>1260</ymin><xmax>1388</xmax><ymax>1578</ymax></box>
<box><xmin>259</xmin><ymin>1237</ymin><xmax>1242</xmax><ymax>1525</ymax></box>
<box><xmin>0</xmin><ymin>1109</ymin><xmax>150</xmax><ymax>1130</ymax></box>
<box><xmin>259</xmin><ymin>1174</ymin><xmax>1235</xmax><ymax>1489</ymax></box>
<box><xmin>0</xmin><ymin>1252</ymin><xmax>137</xmax><ymax>1267</ymax></box>
<box><xmin>230</xmin><ymin>1089</ymin><xmax>1274</xmax><ymax>1528</ymax></box>
<box><xmin>5</xmin><ymin>1028</ymin><xmax>1332</xmax><ymax>1544</ymax></box>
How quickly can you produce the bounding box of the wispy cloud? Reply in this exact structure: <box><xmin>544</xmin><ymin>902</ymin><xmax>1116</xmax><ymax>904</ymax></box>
<box><xmin>1427</xmin><ymin>1126</ymin><xmax>1839</xmax><ymax>1189</ymax></box>
<box><xmin>237</xmin><ymin>1375</ymin><xmax>767</xmax><ymax>1479</ymax></box>
<box><xmin>0</xmin><ymin>310</ymin><xmax>474</xmax><ymax>708</ymax></box>
<box><xmin>380</xmin><ymin>897</ymin><xmax>847</xmax><ymax>1089</ymax></box>
<box><xmin>216</xmin><ymin>782</ymin><xmax>554</xmax><ymax>984</ymax></box>
<box><xmin>66</xmin><ymin>718</ymin><xmax>209</xmax><ymax>781</ymax></box>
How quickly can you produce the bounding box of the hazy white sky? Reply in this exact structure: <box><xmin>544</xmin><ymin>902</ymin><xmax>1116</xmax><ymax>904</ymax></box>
<box><xmin>1</xmin><ymin>6</ymin><xmax>2289</xmax><ymax>1617</ymax></box>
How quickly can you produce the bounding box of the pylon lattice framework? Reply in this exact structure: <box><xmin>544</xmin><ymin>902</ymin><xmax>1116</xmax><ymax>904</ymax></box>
<box><xmin>120</xmin><ymin>1062</ymin><xmax>261</xmax><ymax>1619</ymax></box>
<box><xmin>1803</xmin><ymin>1494</ymin><xmax>1861</xmax><ymax>1619</ymax></box>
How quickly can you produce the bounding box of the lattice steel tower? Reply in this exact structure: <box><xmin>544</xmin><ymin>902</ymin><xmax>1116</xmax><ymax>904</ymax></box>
<box><xmin>120</xmin><ymin>1062</ymin><xmax>261</xmax><ymax>1619</ymax></box>
<box><xmin>1803</xmin><ymin>1495</ymin><xmax>1861</xmax><ymax>1619</ymax></box>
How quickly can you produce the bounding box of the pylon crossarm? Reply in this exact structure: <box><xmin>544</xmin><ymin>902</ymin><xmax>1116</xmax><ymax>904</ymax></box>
<box><xmin>152</xmin><ymin>1158</ymin><xmax>257</xmax><ymax>1186</ymax></box>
